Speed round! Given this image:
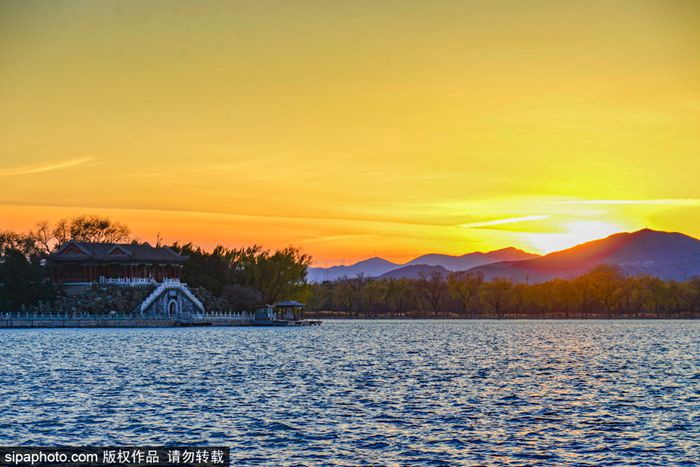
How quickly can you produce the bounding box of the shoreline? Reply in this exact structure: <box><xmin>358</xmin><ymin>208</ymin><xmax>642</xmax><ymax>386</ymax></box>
<box><xmin>0</xmin><ymin>313</ymin><xmax>321</xmax><ymax>329</ymax></box>
<box><xmin>0</xmin><ymin>315</ymin><xmax>696</xmax><ymax>329</ymax></box>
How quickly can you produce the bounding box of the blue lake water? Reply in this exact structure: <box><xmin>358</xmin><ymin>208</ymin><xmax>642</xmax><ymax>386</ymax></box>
<box><xmin>0</xmin><ymin>320</ymin><xmax>698</xmax><ymax>465</ymax></box>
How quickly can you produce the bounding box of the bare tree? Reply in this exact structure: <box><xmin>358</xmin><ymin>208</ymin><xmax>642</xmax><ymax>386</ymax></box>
<box><xmin>66</xmin><ymin>215</ymin><xmax>130</xmax><ymax>243</ymax></box>
<box><xmin>418</xmin><ymin>271</ymin><xmax>448</xmax><ymax>317</ymax></box>
<box><xmin>480</xmin><ymin>277</ymin><xmax>513</xmax><ymax>318</ymax></box>
<box><xmin>447</xmin><ymin>271</ymin><xmax>484</xmax><ymax>318</ymax></box>
<box><xmin>31</xmin><ymin>221</ymin><xmax>56</xmax><ymax>255</ymax></box>
<box><xmin>27</xmin><ymin>216</ymin><xmax>132</xmax><ymax>255</ymax></box>
<box><xmin>52</xmin><ymin>219</ymin><xmax>70</xmax><ymax>245</ymax></box>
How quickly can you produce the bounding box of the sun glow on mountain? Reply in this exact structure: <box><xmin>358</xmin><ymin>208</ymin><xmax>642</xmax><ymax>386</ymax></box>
<box><xmin>525</xmin><ymin>221</ymin><xmax>627</xmax><ymax>254</ymax></box>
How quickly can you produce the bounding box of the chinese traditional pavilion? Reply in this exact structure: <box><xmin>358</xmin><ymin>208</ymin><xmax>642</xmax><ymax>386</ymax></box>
<box><xmin>48</xmin><ymin>240</ymin><xmax>187</xmax><ymax>287</ymax></box>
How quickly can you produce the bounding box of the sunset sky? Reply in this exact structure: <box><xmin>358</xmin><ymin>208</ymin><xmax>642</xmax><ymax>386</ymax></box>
<box><xmin>1</xmin><ymin>1</ymin><xmax>699</xmax><ymax>265</ymax></box>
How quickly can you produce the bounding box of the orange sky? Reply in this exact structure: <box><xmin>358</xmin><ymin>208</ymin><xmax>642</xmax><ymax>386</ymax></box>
<box><xmin>1</xmin><ymin>1</ymin><xmax>699</xmax><ymax>265</ymax></box>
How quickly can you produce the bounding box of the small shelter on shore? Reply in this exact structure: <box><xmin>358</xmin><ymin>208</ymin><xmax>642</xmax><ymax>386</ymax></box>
<box><xmin>253</xmin><ymin>301</ymin><xmax>306</xmax><ymax>323</ymax></box>
<box><xmin>273</xmin><ymin>301</ymin><xmax>306</xmax><ymax>321</ymax></box>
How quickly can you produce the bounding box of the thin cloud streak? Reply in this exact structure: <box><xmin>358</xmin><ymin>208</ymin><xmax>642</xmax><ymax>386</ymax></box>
<box><xmin>559</xmin><ymin>199</ymin><xmax>700</xmax><ymax>206</ymax></box>
<box><xmin>459</xmin><ymin>215</ymin><xmax>551</xmax><ymax>228</ymax></box>
<box><xmin>0</xmin><ymin>201</ymin><xmax>446</xmax><ymax>230</ymax></box>
<box><xmin>0</xmin><ymin>157</ymin><xmax>96</xmax><ymax>176</ymax></box>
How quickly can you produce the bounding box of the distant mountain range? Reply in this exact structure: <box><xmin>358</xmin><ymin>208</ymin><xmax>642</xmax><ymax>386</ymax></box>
<box><xmin>308</xmin><ymin>229</ymin><xmax>700</xmax><ymax>283</ymax></box>
<box><xmin>470</xmin><ymin>228</ymin><xmax>700</xmax><ymax>283</ymax></box>
<box><xmin>404</xmin><ymin>247</ymin><xmax>540</xmax><ymax>269</ymax></box>
<box><xmin>307</xmin><ymin>247</ymin><xmax>538</xmax><ymax>282</ymax></box>
<box><xmin>307</xmin><ymin>257</ymin><xmax>400</xmax><ymax>282</ymax></box>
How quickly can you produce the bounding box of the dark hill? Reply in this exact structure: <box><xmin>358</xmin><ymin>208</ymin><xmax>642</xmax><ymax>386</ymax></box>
<box><xmin>308</xmin><ymin>247</ymin><xmax>539</xmax><ymax>282</ymax></box>
<box><xmin>307</xmin><ymin>257</ymin><xmax>399</xmax><ymax>282</ymax></box>
<box><xmin>405</xmin><ymin>247</ymin><xmax>539</xmax><ymax>271</ymax></box>
<box><xmin>379</xmin><ymin>264</ymin><xmax>449</xmax><ymax>280</ymax></box>
<box><xmin>469</xmin><ymin>229</ymin><xmax>700</xmax><ymax>282</ymax></box>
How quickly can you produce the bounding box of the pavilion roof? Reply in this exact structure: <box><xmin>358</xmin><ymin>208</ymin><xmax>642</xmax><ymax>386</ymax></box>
<box><xmin>48</xmin><ymin>240</ymin><xmax>187</xmax><ymax>264</ymax></box>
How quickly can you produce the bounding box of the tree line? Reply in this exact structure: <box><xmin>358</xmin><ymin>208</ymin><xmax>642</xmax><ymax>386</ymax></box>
<box><xmin>170</xmin><ymin>243</ymin><xmax>311</xmax><ymax>311</ymax></box>
<box><xmin>306</xmin><ymin>265</ymin><xmax>700</xmax><ymax>319</ymax></box>
<box><xmin>3</xmin><ymin>215</ymin><xmax>700</xmax><ymax>318</ymax></box>
<box><xmin>0</xmin><ymin>215</ymin><xmax>310</xmax><ymax>312</ymax></box>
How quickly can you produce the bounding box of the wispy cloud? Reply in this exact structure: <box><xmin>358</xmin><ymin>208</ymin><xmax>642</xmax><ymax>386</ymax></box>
<box><xmin>458</xmin><ymin>215</ymin><xmax>550</xmax><ymax>228</ymax></box>
<box><xmin>0</xmin><ymin>157</ymin><xmax>96</xmax><ymax>176</ymax></box>
<box><xmin>0</xmin><ymin>200</ymin><xmax>445</xmax><ymax>230</ymax></box>
<box><xmin>559</xmin><ymin>199</ymin><xmax>700</xmax><ymax>206</ymax></box>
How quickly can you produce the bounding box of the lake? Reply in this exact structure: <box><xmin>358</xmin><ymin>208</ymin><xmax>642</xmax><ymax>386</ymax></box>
<box><xmin>0</xmin><ymin>320</ymin><xmax>698</xmax><ymax>465</ymax></box>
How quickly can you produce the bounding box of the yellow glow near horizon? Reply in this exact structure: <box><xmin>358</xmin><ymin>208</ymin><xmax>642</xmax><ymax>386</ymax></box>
<box><xmin>526</xmin><ymin>221</ymin><xmax>628</xmax><ymax>254</ymax></box>
<box><xmin>1</xmin><ymin>1</ymin><xmax>699</xmax><ymax>264</ymax></box>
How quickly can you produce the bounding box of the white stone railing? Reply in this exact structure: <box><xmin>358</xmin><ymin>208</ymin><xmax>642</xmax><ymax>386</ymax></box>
<box><xmin>206</xmin><ymin>311</ymin><xmax>254</xmax><ymax>321</ymax></box>
<box><xmin>1</xmin><ymin>311</ymin><xmax>148</xmax><ymax>320</ymax></box>
<box><xmin>99</xmin><ymin>277</ymin><xmax>156</xmax><ymax>286</ymax></box>
<box><xmin>1</xmin><ymin>310</ymin><xmax>259</xmax><ymax>323</ymax></box>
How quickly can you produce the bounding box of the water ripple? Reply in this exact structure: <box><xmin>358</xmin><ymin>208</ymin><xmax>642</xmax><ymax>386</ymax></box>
<box><xmin>0</xmin><ymin>320</ymin><xmax>698</xmax><ymax>464</ymax></box>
